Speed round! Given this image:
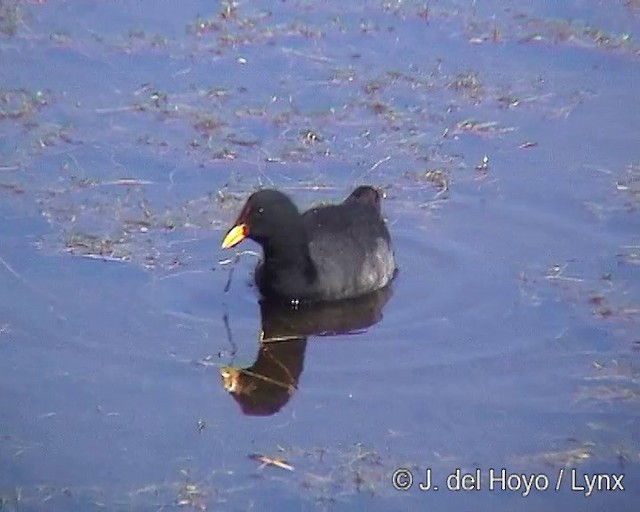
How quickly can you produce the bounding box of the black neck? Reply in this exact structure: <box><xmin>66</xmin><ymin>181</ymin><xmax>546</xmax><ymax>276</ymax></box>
<box><xmin>263</xmin><ymin>234</ymin><xmax>310</xmax><ymax>270</ymax></box>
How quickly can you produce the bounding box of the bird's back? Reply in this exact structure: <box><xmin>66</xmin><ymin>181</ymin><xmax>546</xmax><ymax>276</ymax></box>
<box><xmin>301</xmin><ymin>199</ymin><xmax>395</xmax><ymax>300</ymax></box>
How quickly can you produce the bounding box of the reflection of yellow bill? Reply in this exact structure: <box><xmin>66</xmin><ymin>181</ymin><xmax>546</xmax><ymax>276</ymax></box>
<box><xmin>221</xmin><ymin>223</ymin><xmax>248</xmax><ymax>249</ymax></box>
<box><xmin>220</xmin><ymin>366</ymin><xmax>239</xmax><ymax>392</ymax></box>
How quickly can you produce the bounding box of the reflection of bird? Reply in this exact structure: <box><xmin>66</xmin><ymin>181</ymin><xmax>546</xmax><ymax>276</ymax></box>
<box><xmin>221</xmin><ymin>186</ymin><xmax>396</xmax><ymax>302</ymax></box>
<box><xmin>219</xmin><ymin>339</ymin><xmax>307</xmax><ymax>416</ymax></box>
<box><xmin>219</xmin><ymin>284</ymin><xmax>394</xmax><ymax>417</ymax></box>
<box><xmin>260</xmin><ymin>285</ymin><xmax>393</xmax><ymax>341</ymax></box>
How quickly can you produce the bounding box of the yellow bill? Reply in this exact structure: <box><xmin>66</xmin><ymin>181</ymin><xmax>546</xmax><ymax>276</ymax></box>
<box><xmin>221</xmin><ymin>223</ymin><xmax>248</xmax><ymax>249</ymax></box>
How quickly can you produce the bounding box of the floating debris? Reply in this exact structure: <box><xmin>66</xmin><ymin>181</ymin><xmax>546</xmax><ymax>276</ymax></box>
<box><xmin>249</xmin><ymin>453</ymin><xmax>295</xmax><ymax>472</ymax></box>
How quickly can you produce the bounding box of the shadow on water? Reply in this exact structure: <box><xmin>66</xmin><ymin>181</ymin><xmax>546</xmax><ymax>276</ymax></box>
<box><xmin>220</xmin><ymin>287</ymin><xmax>393</xmax><ymax>416</ymax></box>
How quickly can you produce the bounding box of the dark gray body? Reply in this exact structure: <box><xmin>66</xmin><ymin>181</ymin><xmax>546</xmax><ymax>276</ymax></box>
<box><xmin>256</xmin><ymin>199</ymin><xmax>396</xmax><ymax>302</ymax></box>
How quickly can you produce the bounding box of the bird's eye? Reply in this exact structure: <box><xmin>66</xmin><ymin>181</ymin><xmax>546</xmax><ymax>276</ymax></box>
<box><xmin>257</xmin><ymin>207</ymin><xmax>264</xmax><ymax>215</ymax></box>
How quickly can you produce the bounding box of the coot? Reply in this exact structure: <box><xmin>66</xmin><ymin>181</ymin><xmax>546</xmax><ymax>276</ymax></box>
<box><xmin>221</xmin><ymin>186</ymin><xmax>396</xmax><ymax>302</ymax></box>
